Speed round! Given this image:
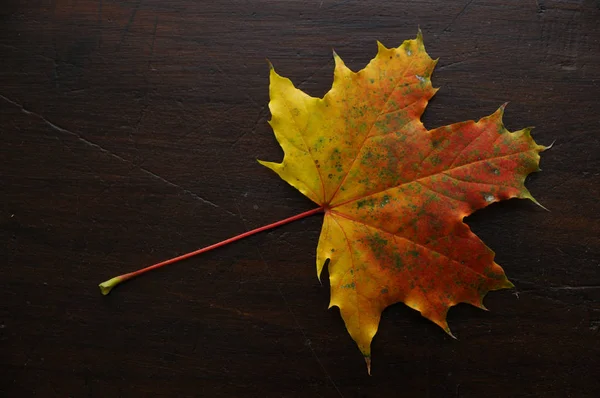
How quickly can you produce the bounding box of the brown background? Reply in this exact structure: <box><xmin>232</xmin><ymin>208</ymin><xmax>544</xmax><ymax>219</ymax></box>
<box><xmin>1</xmin><ymin>0</ymin><xmax>599</xmax><ymax>397</ymax></box>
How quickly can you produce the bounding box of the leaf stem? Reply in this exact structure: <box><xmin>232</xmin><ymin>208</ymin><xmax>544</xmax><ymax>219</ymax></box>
<box><xmin>99</xmin><ymin>206</ymin><xmax>324</xmax><ymax>295</ymax></box>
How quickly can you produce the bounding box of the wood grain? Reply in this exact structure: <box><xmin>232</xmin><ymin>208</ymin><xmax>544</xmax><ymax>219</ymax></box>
<box><xmin>1</xmin><ymin>0</ymin><xmax>599</xmax><ymax>396</ymax></box>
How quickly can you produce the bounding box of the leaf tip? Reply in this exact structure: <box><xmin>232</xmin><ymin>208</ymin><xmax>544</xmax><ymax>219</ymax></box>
<box><xmin>443</xmin><ymin>323</ymin><xmax>457</xmax><ymax>340</ymax></box>
<box><xmin>317</xmin><ymin>258</ymin><xmax>329</xmax><ymax>285</ymax></box>
<box><xmin>533</xmin><ymin>198</ymin><xmax>550</xmax><ymax>212</ymax></box>
<box><xmin>522</xmin><ymin>190</ymin><xmax>549</xmax><ymax>211</ymax></box>
<box><xmin>333</xmin><ymin>50</ymin><xmax>346</xmax><ymax>70</ymax></box>
<box><xmin>266</xmin><ymin>58</ymin><xmax>274</xmax><ymax>71</ymax></box>
<box><xmin>365</xmin><ymin>356</ymin><xmax>372</xmax><ymax>375</ymax></box>
<box><xmin>257</xmin><ymin>159</ymin><xmax>280</xmax><ymax>173</ymax></box>
<box><xmin>543</xmin><ymin>139</ymin><xmax>556</xmax><ymax>151</ymax></box>
<box><xmin>433</xmin><ymin>316</ymin><xmax>457</xmax><ymax>339</ymax></box>
<box><xmin>498</xmin><ymin>102</ymin><xmax>508</xmax><ymax>117</ymax></box>
<box><xmin>376</xmin><ymin>40</ymin><xmax>387</xmax><ymax>54</ymax></box>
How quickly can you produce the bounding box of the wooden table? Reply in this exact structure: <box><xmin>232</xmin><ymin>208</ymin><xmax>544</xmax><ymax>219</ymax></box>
<box><xmin>2</xmin><ymin>1</ymin><xmax>599</xmax><ymax>396</ymax></box>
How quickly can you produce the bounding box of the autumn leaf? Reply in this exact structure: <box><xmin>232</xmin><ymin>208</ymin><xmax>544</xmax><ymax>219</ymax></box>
<box><xmin>99</xmin><ymin>31</ymin><xmax>548</xmax><ymax>375</ymax></box>
<box><xmin>258</xmin><ymin>30</ymin><xmax>548</xmax><ymax>373</ymax></box>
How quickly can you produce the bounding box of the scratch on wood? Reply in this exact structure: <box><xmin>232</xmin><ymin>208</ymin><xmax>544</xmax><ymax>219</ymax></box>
<box><xmin>0</xmin><ymin>93</ymin><xmax>128</xmax><ymax>162</ymax></box>
<box><xmin>442</xmin><ymin>0</ymin><xmax>475</xmax><ymax>33</ymax></box>
<box><xmin>0</xmin><ymin>43</ymin><xmax>77</xmax><ymax>68</ymax></box>
<box><xmin>149</xmin><ymin>16</ymin><xmax>158</xmax><ymax>63</ymax></box>
<box><xmin>231</xmin><ymin>106</ymin><xmax>267</xmax><ymax>148</ymax></box>
<box><xmin>548</xmin><ymin>285</ymin><xmax>600</xmax><ymax>291</ymax></box>
<box><xmin>98</xmin><ymin>0</ymin><xmax>103</xmax><ymax>47</ymax></box>
<box><xmin>296</xmin><ymin>58</ymin><xmax>334</xmax><ymax>89</ymax></box>
<box><xmin>0</xmin><ymin>93</ymin><xmax>234</xmax><ymax>215</ymax></box>
<box><xmin>117</xmin><ymin>0</ymin><xmax>142</xmax><ymax>51</ymax></box>
<box><xmin>140</xmin><ymin>166</ymin><xmax>233</xmax><ymax>213</ymax></box>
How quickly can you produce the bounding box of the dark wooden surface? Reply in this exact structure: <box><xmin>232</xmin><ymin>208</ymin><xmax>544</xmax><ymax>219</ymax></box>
<box><xmin>2</xmin><ymin>1</ymin><xmax>599</xmax><ymax>397</ymax></box>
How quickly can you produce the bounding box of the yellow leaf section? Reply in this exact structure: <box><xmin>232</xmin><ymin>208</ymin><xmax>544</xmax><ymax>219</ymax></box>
<box><xmin>259</xmin><ymin>31</ymin><xmax>437</xmax><ymax>206</ymax></box>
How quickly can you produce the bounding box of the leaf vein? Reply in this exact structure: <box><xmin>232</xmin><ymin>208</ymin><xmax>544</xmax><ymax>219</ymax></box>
<box><xmin>334</xmin><ymin>148</ymin><xmax>537</xmax><ymax>209</ymax></box>
<box><xmin>327</xmin><ymin>57</ymin><xmax>419</xmax><ymax>203</ymax></box>
<box><xmin>329</xmin><ymin>210</ymin><xmax>494</xmax><ymax>282</ymax></box>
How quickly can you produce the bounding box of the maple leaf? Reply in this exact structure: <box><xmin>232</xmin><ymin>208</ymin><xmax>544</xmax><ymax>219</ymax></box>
<box><xmin>99</xmin><ymin>31</ymin><xmax>549</xmax><ymax>375</ymax></box>
<box><xmin>258</xmin><ymin>31</ymin><xmax>548</xmax><ymax>373</ymax></box>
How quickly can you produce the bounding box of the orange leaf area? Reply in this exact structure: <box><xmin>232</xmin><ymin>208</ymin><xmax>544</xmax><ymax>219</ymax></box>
<box><xmin>259</xmin><ymin>31</ymin><xmax>547</xmax><ymax>371</ymax></box>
